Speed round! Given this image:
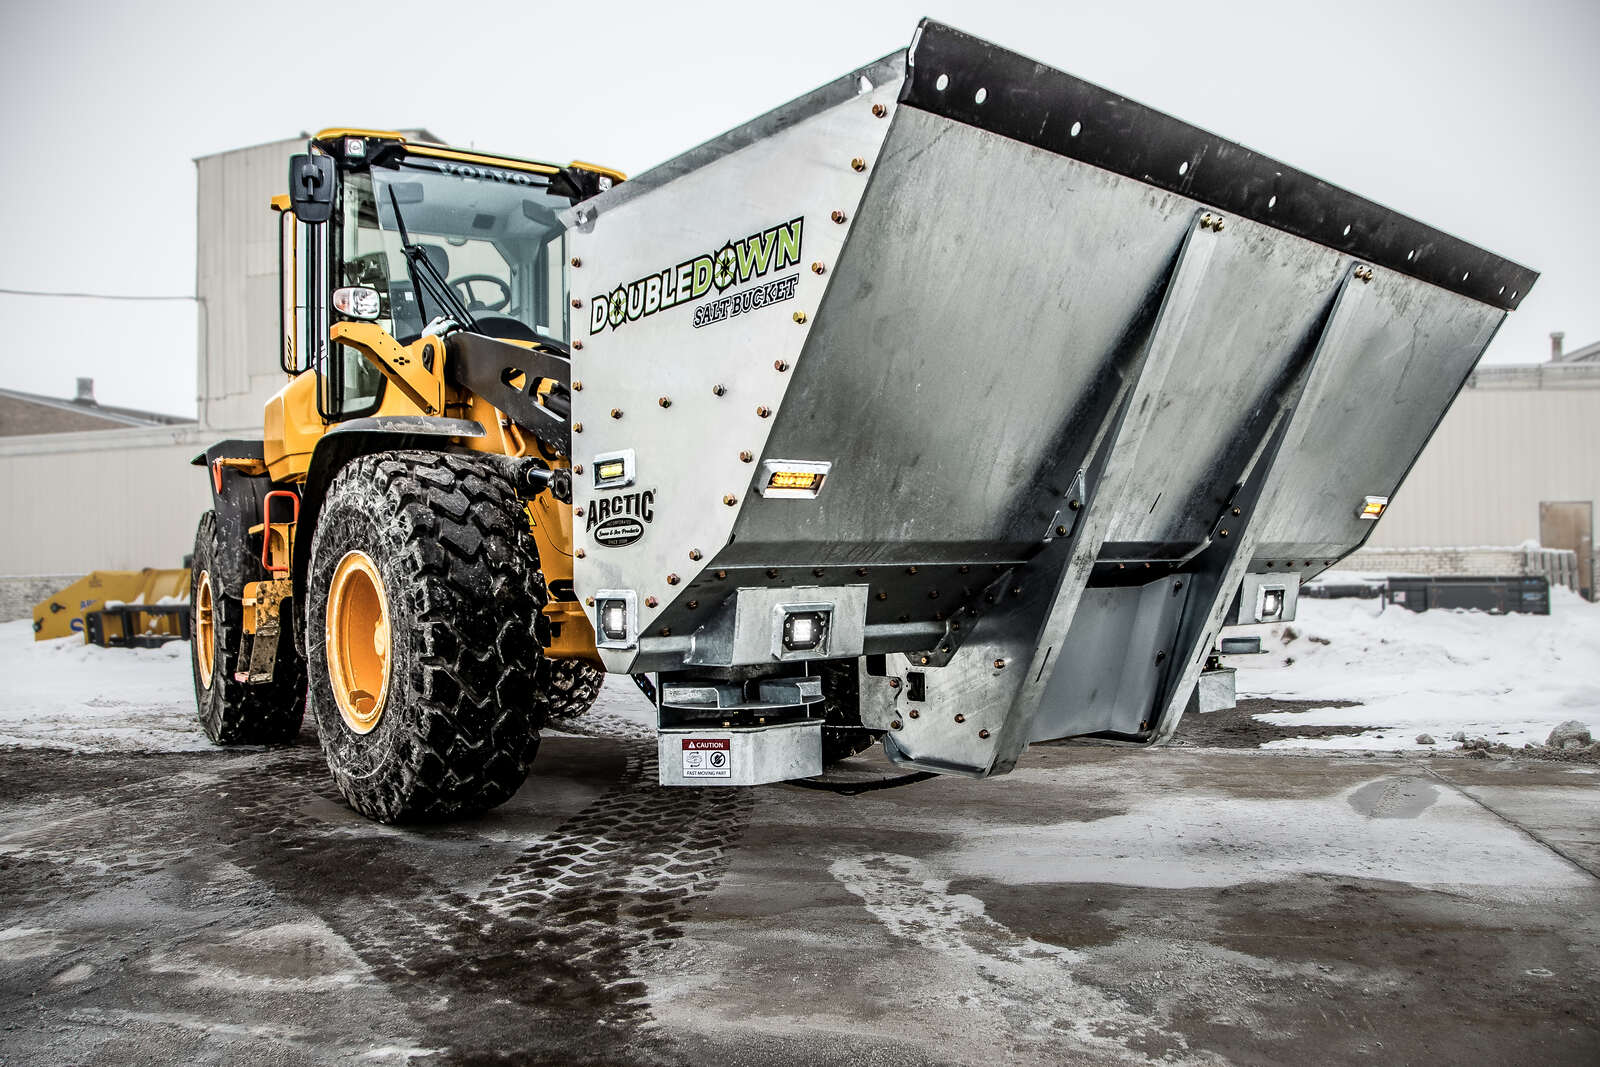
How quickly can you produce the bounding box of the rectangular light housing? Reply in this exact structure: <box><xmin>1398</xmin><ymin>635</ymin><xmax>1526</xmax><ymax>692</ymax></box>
<box><xmin>759</xmin><ymin>459</ymin><xmax>831</xmax><ymax>499</ymax></box>
<box><xmin>1358</xmin><ymin>495</ymin><xmax>1389</xmax><ymax>521</ymax></box>
<box><xmin>592</xmin><ymin>589</ymin><xmax>637</xmax><ymax>649</ymax></box>
<box><xmin>592</xmin><ymin>449</ymin><xmax>635</xmax><ymax>490</ymax></box>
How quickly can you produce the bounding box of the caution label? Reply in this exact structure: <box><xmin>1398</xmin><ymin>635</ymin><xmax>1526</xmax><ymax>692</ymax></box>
<box><xmin>682</xmin><ymin>737</ymin><xmax>732</xmax><ymax>779</ymax></box>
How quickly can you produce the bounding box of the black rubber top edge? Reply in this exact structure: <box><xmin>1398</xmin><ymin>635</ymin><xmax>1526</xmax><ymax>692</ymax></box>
<box><xmin>901</xmin><ymin>20</ymin><xmax>1536</xmax><ymax>312</ymax></box>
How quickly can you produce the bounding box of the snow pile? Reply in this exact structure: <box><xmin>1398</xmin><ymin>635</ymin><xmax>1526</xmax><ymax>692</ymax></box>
<box><xmin>0</xmin><ymin>619</ymin><xmax>206</xmax><ymax>752</ymax></box>
<box><xmin>1232</xmin><ymin>588</ymin><xmax>1600</xmax><ymax>752</ymax></box>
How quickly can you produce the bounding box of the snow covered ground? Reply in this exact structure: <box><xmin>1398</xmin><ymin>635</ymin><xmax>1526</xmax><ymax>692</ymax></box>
<box><xmin>1230</xmin><ymin>582</ymin><xmax>1600</xmax><ymax>752</ymax></box>
<box><xmin>0</xmin><ymin>618</ymin><xmax>655</xmax><ymax>753</ymax></box>
<box><xmin>0</xmin><ymin>619</ymin><xmax>204</xmax><ymax>752</ymax></box>
<box><xmin>2</xmin><ymin>587</ymin><xmax>1597</xmax><ymax>756</ymax></box>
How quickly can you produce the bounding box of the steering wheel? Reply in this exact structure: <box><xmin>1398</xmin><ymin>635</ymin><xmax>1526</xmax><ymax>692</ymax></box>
<box><xmin>450</xmin><ymin>274</ymin><xmax>511</xmax><ymax>313</ymax></box>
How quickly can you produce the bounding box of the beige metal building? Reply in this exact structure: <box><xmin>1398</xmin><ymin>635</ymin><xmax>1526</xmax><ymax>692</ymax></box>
<box><xmin>0</xmin><ymin>136</ymin><xmax>307</xmax><ymax>617</ymax></box>
<box><xmin>0</xmin><ymin>132</ymin><xmax>453</xmax><ymax>620</ymax></box>
<box><xmin>1353</xmin><ymin>357</ymin><xmax>1599</xmax><ymax>597</ymax></box>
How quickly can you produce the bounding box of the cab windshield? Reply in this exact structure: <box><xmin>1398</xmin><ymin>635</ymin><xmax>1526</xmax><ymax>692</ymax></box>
<box><xmin>339</xmin><ymin>159</ymin><xmax>569</xmax><ymax>346</ymax></box>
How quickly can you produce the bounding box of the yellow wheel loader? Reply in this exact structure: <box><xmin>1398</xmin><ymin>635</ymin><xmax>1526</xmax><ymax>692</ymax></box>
<box><xmin>190</xmin><ymin>129</ymin><xmax>619</xmax><ymax>817</ymax></box>
<box><xmin>192</xmin><ymin>20</ymin><xmax>1536</xmax><ymax>824</ymax></box>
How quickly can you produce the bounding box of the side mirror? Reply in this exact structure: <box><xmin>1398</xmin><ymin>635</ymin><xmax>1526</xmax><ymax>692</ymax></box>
<box><xmin>289</xmin><ymin>153</ymin><xmax>336</xmax><ymax>223</ymax></box>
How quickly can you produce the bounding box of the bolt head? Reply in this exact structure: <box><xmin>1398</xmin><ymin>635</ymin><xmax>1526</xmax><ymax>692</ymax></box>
<box><xmin>723</xmin><ymin>495</ymin><xmax>737</xmax><ymax>506</ymax></box>
<box><xmin>689</xmin><ymin>549</ymin><xmax>702</xmax><ymax>561</ymax></box>
<box><xmin>756</xmin><ymin>406</ymin><xmax>771</xmax><ymax>418</ymax></box>
<box><xmin>645</xmin><ymin>596</ymin><xmax>658</xmax><ymax>608</ymax></box>
<box><xmin>610</xmin><ymin>408</ymin><xmax>623</xmax><ymax>419</ymax></box>
<box><xmin>872</xmin><ymin>103</ymin><xmax>887</xmax><ymax>117</ymax></box>
<box><xmin>889</xmin><ymin>678</ymin><xmax>901</xmax><ymax>689</ymax></box>
<box><xmin>658</xmin><ymin>396</ymin><xmax>672</xmax><ymax>408</ymax></box>
<box><xmin>919</xmin><ymin>655</ymin><xmax>930</xmax><ymax>666</ymax></box>
<box><xmin>572</xmin><ymin>340</ymin><xmax>583</xmax><ymax>350</ymax></box>
<box><xmin>571</xmin><ymin>298</ymin><xmax>582</xmax><ymax>308</ymax></box>
<box><xmin>575</xmin><ymin>549</ymin><xmax>586</xmax><ymax>559</ymax></box>
<box><xmin>573</xmin><ymin>422</ymin><xmax>583</xmax><ymax>433</ymax></box>
<box><xmin>831</xmin><ymin>210</ymin><xmax>847</xmax><ymax>224</ymax></box>
<box><xmin>1055</xmin><ymin>525</ymin><xmax>1068</xmax><ymax>536</ymax></box>
<box><xmin>572</xmin><ymin>380</ymin><xmax>583</xmax><ymax>391</ymax></box>
<box><xmin>739</xmin><ymin>450</ymin><xmax>753</xmax><ymax>463</ymax></box>
<box><xmin>890</xmin><ymin>720</ymin><xmax>903</xmax><ymax>730</ymax></box>
<box><xmin>712</xmin><ymin>384</ymin><xmax>726</xmax><ymax>396</ymax></box>
<box><xmin>774</xmin><ymin>359</ymin><xmax>789</xmax><ymax>372</ymax></box>
<box><xmin>793</xmin><ymin>311</ymin><xmax>807</xmax><ymax>324</ymax></box>
<box><xmin>851</xmin><ymin>157</ymin><xmax>867</xmax><ymax>172</ymax></box>
<box><xmin>909</xmin><ymin>709</ymin><xmax>920</xmax><ymax>719</ymax></box>
<box><xmin>811</xmin><ymin>262</ymin><xmax>826</xmax><ymax>274</ymax></box>
<box><xmin>876</xmin><ymin>591</ymin><xmax>887</xmax><ymax>601</ymax></box>
<box><xmin>574</xmin><ymin>507</ymin><xmax>584</xmax><ymax>517</ymax></box>
<box><xmin>978</xmin><ymin>729</ymin><xmax>990</xmax><ymax>740</ymax></box>
<box><xmin>993</xmin><ymin>658</ymin><xmax>1006</xmax><ymax>670</ymax></box>
<box><xmin>574</xmin><ymin>465</ymin><xmax>584</xmax><ymax>474</ymax></box>
<box><xmin>570</xmin><ymin>256</ymin><xmax>582</xmax><ymax>267</ymax></box>
<box><xmin>954</xmin><ymin>713</ymin><xmax>965</xmax><ymax>724</ymax></box>
<box><xmin>585</xmin><ymin>596</ymin><xmax>594</xmax><ymax>605</ymax></box>
<box><xmin>667</xmin><ymin>574</ymin><xmax>680</xmax><ymax>585</ymax></box>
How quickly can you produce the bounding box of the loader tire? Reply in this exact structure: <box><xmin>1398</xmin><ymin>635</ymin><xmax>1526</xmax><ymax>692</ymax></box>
<box><xmin>536</xmin><ymin>658</ymin><xmax>605</xmax><ymax>722</ymax></box>
<box><xmin>190</xmin><ymin>510</ymin><xmax>306</xmax><ymax>745</ymax></box>
<box><xmin>819</xmin><ymin>659</ymin><xmax>883</xmax><ymax>766</ymax></box>
<box><xmin>306</xmin><ymin>451</ymin><xmax>547</xmax><ymax>823</ymax></box>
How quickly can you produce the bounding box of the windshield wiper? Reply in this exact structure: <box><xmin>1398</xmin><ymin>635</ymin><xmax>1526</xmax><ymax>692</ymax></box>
<box><xmin>387</xmin><ymin>185</ymin><xmax>478</xmax><ymax>332</ymax></box>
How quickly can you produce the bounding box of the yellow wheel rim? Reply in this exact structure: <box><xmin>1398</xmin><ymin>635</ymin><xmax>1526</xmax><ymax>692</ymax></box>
<box><xmin>195</xmin><ymin>570</ymin><xmax>216</xmax><ymax>688</ymax></box>
<box><xmin>326</xmin><ymin>550</ymin><xmax>392</xmax><ymax>735</ymax></box>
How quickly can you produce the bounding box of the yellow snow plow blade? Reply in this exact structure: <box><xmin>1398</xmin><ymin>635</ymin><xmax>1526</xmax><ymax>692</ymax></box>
<box><xmin>31</xmin><ymin>569</ymin><xmax>188</xmax><ymax>642</ymax></box>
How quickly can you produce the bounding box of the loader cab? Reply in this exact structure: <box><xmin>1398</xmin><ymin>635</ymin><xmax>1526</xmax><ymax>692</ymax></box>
<box><xmin>283</xmin><ymin>130</ymin><xmax>621</xmax><ymax>421</ymax></box>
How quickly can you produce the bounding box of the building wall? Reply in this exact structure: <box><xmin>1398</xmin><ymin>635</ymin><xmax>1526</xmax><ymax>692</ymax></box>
<box><xmin>195</xmin><ymin>136</ymin><xmax>303</xmax><ymax>431</ymax></box>
<box><xmin>0</xmin><ymin>426</ymin><xmax>213</xmax><ymax>576</ymax></box>
<box><xmin>1367</xmin><ymin>365</ymin><xmax>1600</xmax><ymax>547</ymax></box>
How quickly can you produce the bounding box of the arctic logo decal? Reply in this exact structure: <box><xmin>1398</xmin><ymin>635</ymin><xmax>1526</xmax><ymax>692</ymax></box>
<box><xmin>588</xmin><ymin>217</ymin><xmax>804</xmax><ymax>334</ymax></box>
<box><xmin>587</xmin><ymin>489</ymin><xmax>656</xmax><ymax>548</ymax></box>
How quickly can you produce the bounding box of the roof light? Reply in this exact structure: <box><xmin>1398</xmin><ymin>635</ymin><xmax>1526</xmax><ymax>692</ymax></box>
<box><xmin>1357</xmin><ymin>495</ymin><xmax>1389</xmax><ymax>521</ymax></box>
<box><xmin>597</xmin><ymin>459</ymin><xmax>626</xmax><ymax>482</ymax></box>
<box><xmin>345</xmin><ymin>138</ymin><xmax>366</xmax><ymax>159</ymax></box>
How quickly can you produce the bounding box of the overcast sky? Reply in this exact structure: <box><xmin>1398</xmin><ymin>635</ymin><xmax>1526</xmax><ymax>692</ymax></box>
<box><xmin>1</xmin><ymin>0</ymin><xmax>1594</xmax><ymax>417</ymax></box>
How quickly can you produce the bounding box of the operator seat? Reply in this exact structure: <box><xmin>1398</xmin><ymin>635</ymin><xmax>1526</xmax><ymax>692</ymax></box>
<box><xmin>388</xmin><ymin>243</ymin><xmax>452</xmax><ymax>340</ymax></box>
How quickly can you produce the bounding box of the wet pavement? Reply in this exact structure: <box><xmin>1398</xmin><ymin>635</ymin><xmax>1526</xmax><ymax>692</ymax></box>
<box><xmin>2</xmin><ymin>711</ymin><xmax>1597</xmax><ymax>1065</ymax></box>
